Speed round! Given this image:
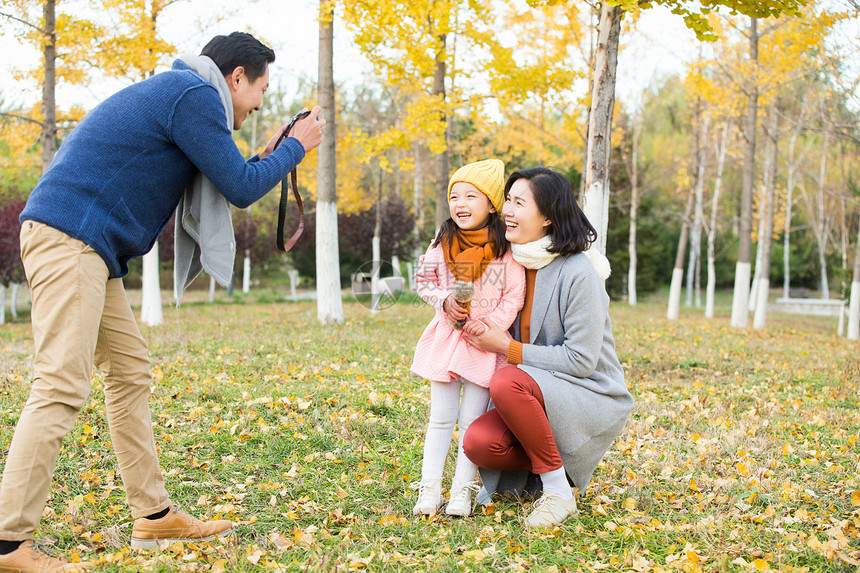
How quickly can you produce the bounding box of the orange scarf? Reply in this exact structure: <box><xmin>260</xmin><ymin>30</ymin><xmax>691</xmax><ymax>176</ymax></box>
<box><xmin>443</xmin><ymin>228</ymin><xmax>497</xmax><ymax>315</ymax></box>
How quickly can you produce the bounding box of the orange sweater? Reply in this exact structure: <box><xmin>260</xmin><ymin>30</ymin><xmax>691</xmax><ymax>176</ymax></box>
<box><xmin>507</xmin><ymin>268</ymin><xmax>537</xmax><ymax>364</ymax></box>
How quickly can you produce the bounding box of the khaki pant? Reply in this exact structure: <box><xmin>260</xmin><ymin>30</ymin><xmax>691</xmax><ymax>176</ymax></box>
<box><xmin>0</xmin><ymin>221</ymin><xmax>169</xmax><ymax>540</ymax></box>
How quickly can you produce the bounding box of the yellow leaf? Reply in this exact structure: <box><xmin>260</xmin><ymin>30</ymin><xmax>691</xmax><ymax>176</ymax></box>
<box><xmin>852</xmin><ymin>490</ymin><xmax>860</xmax><ymax>506</ymax></box>
<box><xmin>736</xmin><ymin>462</ymin><xmax>750</xmax><ymax>477</ymax></box>
<box><xmin>622</xmin><ymin>497</ymin><xmax>637</xmax><ymax>510</ymax></box>
<box><xmin>463</xmin><ymin>549</ymin><xmax>485</xmax><ymax>561</ymax></box>
<box><xmin>688</xmin><ymin>478</ymin><xmax>700</xmax><ymax>492</ymax></box>
<box><xmin>753</xmin><ymin>558</ymin><xmax>770</xmax><ymax>571</ymax></box>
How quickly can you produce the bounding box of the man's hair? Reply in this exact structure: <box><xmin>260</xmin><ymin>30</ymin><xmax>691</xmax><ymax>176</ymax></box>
<box><xmin>200</xmin><ymin>32</ymin><xmax>275</xmax><ymax>82</ymax></box>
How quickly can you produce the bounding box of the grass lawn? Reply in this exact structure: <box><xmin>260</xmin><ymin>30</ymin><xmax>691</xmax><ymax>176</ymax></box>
<box><xmin>0</xmin><ymin>288</ymin><xmax>858</xmax><ymax>572</ymax></box>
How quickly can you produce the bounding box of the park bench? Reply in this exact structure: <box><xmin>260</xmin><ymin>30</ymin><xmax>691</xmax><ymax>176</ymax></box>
<box><xmin>773</xmin><ymin>297</ymin><xmax>845</xmax><ymax>317</ymax></box>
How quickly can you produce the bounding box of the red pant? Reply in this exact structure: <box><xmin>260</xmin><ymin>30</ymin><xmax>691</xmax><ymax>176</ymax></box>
<box><xmin>463</xmin><ymin>365</ymin><xmax>563</xmax><ymax>475</ymax></box>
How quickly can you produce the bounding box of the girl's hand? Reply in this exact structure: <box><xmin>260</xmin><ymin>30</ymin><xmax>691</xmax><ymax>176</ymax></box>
<box><xmin>464</xmin><ymin>318</ymin><xmax>509</xmax><ymax>354</ymax></box>
<box><xmin>443</xmin><ymin>295</ymin><xmax>468</xmax><ymax>322</ymax></box>
<box><xmin>463</xmin><ymin>320</ymin><xmax>487</xmax><ymax>336</ymax></box>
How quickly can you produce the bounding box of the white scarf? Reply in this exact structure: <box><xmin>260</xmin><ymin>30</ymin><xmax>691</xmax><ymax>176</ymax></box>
<box><xmin>511</xmin><ymin>236</ymin><xmax>558</xmax><ymax>270</ymax></box>
<box><xmin>511</xmin><ymin>235</ymin><xmax>612</xmax><ymax>280</ymax></box>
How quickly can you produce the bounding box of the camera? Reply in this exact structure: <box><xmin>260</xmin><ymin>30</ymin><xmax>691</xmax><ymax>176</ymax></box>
<box><xmin>274</xmin><ymin>109</ymin><xmax>313</xmax><ymax>150</ymax></box>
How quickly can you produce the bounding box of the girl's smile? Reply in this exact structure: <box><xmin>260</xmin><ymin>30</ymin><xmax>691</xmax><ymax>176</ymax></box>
<box><xmin>449</xmin><ymin>182</ymin><xmax>496</xmax><ymax>231</ymax></box>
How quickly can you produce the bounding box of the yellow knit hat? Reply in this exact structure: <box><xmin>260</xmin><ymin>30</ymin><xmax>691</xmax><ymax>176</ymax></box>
<box><xmin>447</xmin><ymin>159</ymin><xmax>505</xmax><ymax>213</ymax></box>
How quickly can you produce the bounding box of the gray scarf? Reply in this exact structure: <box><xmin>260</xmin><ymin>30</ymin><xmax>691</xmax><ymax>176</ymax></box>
<box><xmin>173</xmin><ymin>54</ymin><xmax>236</xmax><ymax>306</ymax></box>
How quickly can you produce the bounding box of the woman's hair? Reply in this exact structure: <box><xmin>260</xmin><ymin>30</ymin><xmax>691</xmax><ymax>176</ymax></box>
<box><xmin>432</xmin><ymin>211</ymin><xmax>509</xmax><ymax>258</ymax></box>
<box><xmin>505</xmin><ymin>167</ymin><xmax>596</xmax><ymax>256</ymax></box>
<box><xmin>201</xmin><ymin>32</ymin><xmax>275</xmax><ymax>83</ymax></box>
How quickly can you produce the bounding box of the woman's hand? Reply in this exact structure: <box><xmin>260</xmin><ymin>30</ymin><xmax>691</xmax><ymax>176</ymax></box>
<box><xmin>464</xmin><ymin>318</ymin><xmax>510</xmax><ymax>354</ymax></box>
<box><xmin>443</xmin><ymin>295</ymin><xmax>468</xmax><ymax>323</ymax></box>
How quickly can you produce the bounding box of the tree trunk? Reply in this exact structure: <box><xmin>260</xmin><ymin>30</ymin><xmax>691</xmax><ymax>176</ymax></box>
<box><xmin>749</xmin><ymin>145</ymin><xmax>771</xmax><ymax>312</ymax></box>
<box><xmin>0</xmin><ymin>284</ymin><xmax>5</xmax><ymax>326</ymax></box>
<box><xmin>40</xmin><ymin>0</ymin><xmax>57</xmax><ymax>172</ymax></box>
<box><xmin>706</xmin><ymin>121</ymin><xmax>729</xmax><ymax>319</ymax></box>
<box><xmin>433</xmin><ymin>33</ymin><xmax>450</xmax><ymax>232</ymax></box>
<box><xmin>815</xmin><ymin>130</ymin><xmax>830</xmax><ymax>299</ymax></box>
<box><xmin>627</xmin><ymin>114</ymin><xmax>640</xmax><ymax>306</ymax></box>
<box><xmin>686</xmin><ymin>102</ymin><xmax>707</xmax><ymax>308</ymax></box>
<box><xmin>753</xmin><ymin>102</ymin><xmax>779</xmax><ymax>330</ymax></box>
<box><xmin>848</xmin><ymin>209</ymin><xmax>860</xmax><ymax>340</ymax></box>
<box><xmin>731</xmin><ymin>17</ymin><xmax>758</xmax><ymax>329</ymax></box>
<box><xmin>667</xmin><ymin>188</ymin><xmax>696</xmax><ymax>320</ymax></box>
<box><xmin>582</xmin><ymin>2</ymin><xmax>622</xmax><ymax>256</ymax></box>
<box><xmin>316</xmin><ymin>0</ymin><xmax>344</xmax><ymax>325</ymax></box>
<box><xmin>371</xmin><ymin>168</ymin><xmax>384</xmax><ymax>314</ymax></box>
<box><xmin>10</xmin><ymin>282</ymin><xmax>18</xmax><ymax>319</ymax></box>
<box><xmin>140</xmin><ymin>244</ymin><xmax>163</xmax><ymax>326</ymax></box>
<box><xmin>413</xmin><ymin>142</ymin><xmax>426</xmax><ymax>269</ymax></box>
<box><xmin>783</xmin><ymin>132</ymin><xmax>800</xmax><ymax>299</ymax></box>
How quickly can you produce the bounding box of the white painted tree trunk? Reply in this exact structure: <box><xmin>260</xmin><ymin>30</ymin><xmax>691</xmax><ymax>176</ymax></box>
<box><xmin>848</xmin><ymin>280</ymin><xmax>859</xmax><ymax>340</ymax></box>
<box><xmin>316</xmin><ymin>201</ymin><xmax>344</xmax><ymax>323</ymax></box>
<box><xmin>242</xmin><ymin>253</ymin><xmax>251</xmax><ymax>294</ymax></box>
<box><xmin>10</xmin><ymin>282</ymin><xmax>19</xmax><ymax>319</ymax></box>
<box><xmin>752</xmin><ymin>278</ymin><xmax>770</xmax><ymax>330</ymax></box>
<box><xmin>848</xmin><ymin>210</ymin><xmax>860</xmax><ymax>340</ymax></box>
<box><xmin>370</xmin><ymin>235</ymin><xmax>381</xmax><ymax>315</ymax></box>
<box><xmin>583</xmin><ymin>3</ymin><xmax>622</xmax><ymax>255</ymax></box>
<box><xmin>288</xmin><ymin>269</ymin><xmax>300</xmax><ymax>301</ymax></box>
<box><xmin>0</xmin><ymin>284</ymin><xmax>6</xmax><ymax>326</ymax></box>
<box><xmin>731</xmin><ymin>262</ymin><xmax>752</xmax><ymax>328</ymax></box>
<box><xmin>705</xmin><ymin>121</ymin><xmax>729</xmax><ymax>319</ymax></box>
<box><xmin>667</xmin><ymin>269</ymin><xmax>683</xmax><ymax>320</ymax></box>
<box><xmin>406</xmin><ymin>261</ymin><xmax>415</xmax><ymax>291</ymax></box>
<box><xmin>208</xmin><ymin>276</ymin><xmax>216</xmax><ymax>303</ymax></box>
<box><xmin>140</xmin><ymin>245</ymin><xmax>163</xmax><ymax>326</ymax></box>
<box><xmin>316</xmin><ymin>3</ymin><xmax>344</xmax><ymax>325</ymax></box>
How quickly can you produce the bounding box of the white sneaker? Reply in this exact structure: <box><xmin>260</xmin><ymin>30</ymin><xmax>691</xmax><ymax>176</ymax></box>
<box><xmin>411</xmin><ymin>479</ymin><xmax>442</xmax><ymax>515</ymax></box>
<box><xmin>445</xmin><ymin>480</ymin><xmax>480</xmax><ymax>516</ymax></box>
<box><xmin>524</xmin><ymin>492</ymin><xmax>578</xmax><ymax>529</ymax></box>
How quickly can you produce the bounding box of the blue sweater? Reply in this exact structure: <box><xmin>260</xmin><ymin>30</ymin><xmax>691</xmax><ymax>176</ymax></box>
<box><xmin>21</xmin><ymin>60</ymin><xmax>306</xmax><ymax>278</ymax></box>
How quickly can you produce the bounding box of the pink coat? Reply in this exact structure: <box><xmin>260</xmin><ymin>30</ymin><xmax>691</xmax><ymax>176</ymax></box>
<box><xmin>410</xmin><ymin>242</ymin><xmax>526</xmax><ymax>387</ymax></box>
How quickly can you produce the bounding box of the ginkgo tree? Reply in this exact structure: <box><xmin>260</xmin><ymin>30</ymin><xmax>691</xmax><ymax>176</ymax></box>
<box><xmin>342</xmin><ymin>0</ymin><xmax>501</xmax><ymax>230</ymax></box>
<box><xmin>524</xmin><ymin>0</ymin><xmax>806</xmax><ymax>277</ymax></box>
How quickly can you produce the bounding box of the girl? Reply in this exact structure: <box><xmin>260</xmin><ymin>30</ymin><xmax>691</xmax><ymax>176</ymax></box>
<box><xmin>410</xmin><ymin>159</ymin><xmax>525</xmax><ymax>517</ymax></box>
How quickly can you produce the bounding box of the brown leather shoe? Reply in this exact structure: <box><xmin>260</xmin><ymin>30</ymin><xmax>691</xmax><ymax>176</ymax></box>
<box><xmin>130</xmin><ymin>505</ymin><xmax>233</xmax><ymax>549</ymax></box>
<box><xmin>0</xmin><ymin>540</ymin><xmax>92</xmax><ymax>572</ymax></box>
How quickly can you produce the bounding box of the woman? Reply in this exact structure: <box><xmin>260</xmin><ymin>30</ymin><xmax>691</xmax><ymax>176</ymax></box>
<box><xmin>462</xmin><ymin>167</ymin><xmax>634</xmax><ymax>529</ymax></box>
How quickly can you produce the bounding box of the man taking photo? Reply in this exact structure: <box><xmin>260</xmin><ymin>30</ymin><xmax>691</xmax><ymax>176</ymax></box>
<box><xmin>0</xmin><ymin>31</ymin><xmax>324</xmax><ymax>572</ymax></box>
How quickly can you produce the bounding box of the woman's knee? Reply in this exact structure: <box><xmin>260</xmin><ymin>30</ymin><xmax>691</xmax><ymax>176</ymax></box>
<box><xmin>462</xmin><ymin>418</ymin><xmax>489</xmax><ymax>465</ymax></box>
<box><xmin>489</xmin><ymin>366</ymin><xmax>536</xmax><ymax>408</ymax></box>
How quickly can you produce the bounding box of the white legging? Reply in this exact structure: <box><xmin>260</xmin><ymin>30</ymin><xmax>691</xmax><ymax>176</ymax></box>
<box><xmin>420</xmin><ymin>379</ymin><xmax>490</xmax><ymax>485</ymax></box>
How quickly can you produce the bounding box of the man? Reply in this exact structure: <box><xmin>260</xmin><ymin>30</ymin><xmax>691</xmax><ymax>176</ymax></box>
<box><xmin>0</xmin><ymin>32</ymin><xmax>324</xmax><ymax>572</ymax></box>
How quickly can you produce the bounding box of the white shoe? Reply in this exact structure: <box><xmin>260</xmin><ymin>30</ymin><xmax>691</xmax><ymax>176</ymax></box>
<box><xmin>524</xmin><ymin>492</ymin><xmax>578</xmax><ymax>529</ymax></box>
<box><xmin>445</xmin><ymin>480</ymin><xmax>480</xmax><ymax>516</ymax></box>
<box><xmin>411</xmin><ymin>479</ymin><xmax>443</xmax><ymax>515</ymax></box>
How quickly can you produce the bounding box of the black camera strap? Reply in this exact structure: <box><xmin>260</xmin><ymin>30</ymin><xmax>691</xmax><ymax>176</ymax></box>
<box><xmin>273</xmin><ymin>110</ymin><xmax>310</xmax><ymax>252</ymax></box>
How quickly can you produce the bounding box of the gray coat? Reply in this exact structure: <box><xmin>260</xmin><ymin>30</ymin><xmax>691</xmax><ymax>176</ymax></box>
<box><xmin>480</xmin><ymin>252</ymin><xmax>634</xmax><ymax>495</ymax></box>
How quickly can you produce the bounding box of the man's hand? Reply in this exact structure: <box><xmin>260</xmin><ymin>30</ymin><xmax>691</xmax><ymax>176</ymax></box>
<box><xmin>260</xmin><ymin>105</ymin><xmax>325</xmax><ymax>158</ymax></box>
